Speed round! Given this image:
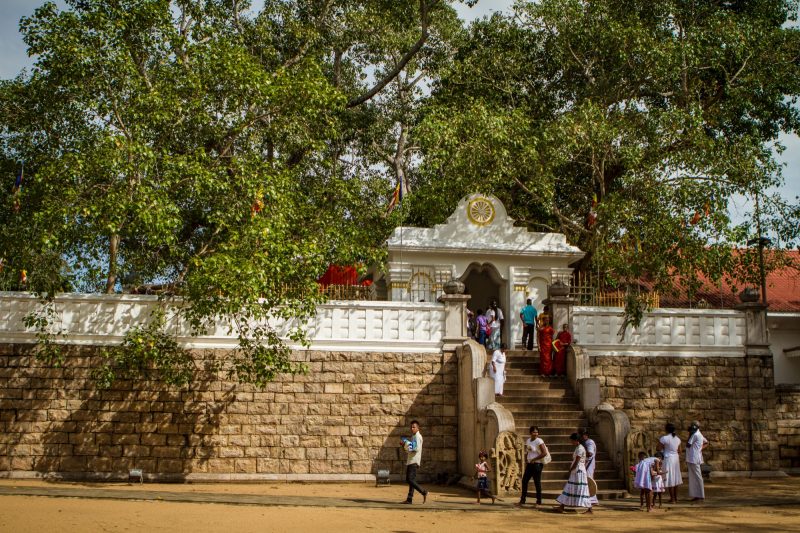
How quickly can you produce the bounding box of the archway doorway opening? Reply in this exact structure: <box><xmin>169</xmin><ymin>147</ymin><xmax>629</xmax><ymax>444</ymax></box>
<box><xmin>461</xmin><ymin>262</ymin><xmax>507</xmax><ymax>342</ymax></box>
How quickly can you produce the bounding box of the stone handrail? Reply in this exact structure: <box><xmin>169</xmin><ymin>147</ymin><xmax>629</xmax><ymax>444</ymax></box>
<box><xmin>591</xmin><ymin>404</ymin><xmax>632</xmax><ymax>481</ymax></box>
<box><xmin>0</xmin><ymin>292</ymin><xmax>445</xmax><ymax>353</ymax></box>
<box><xmin>456</xmin><ymin>340</ymin><xmax>517</xmax><ymax>487</ymax></box>
<box><xmin>566</xmin><ymin>344</ymin><xmax>631</xmax><ymax>481</ymax></box>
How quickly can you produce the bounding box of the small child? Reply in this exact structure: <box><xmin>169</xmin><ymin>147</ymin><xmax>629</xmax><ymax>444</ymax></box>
<box><xmin>651</xmin><ymin>452</ymin><xmax>666</xmax><ymax>509</ymax></box>
<box><xmin>475</xmin><ymin>451</ymin><xmax>495</xmax><ymax>504</ymax></box>
<box><xmin>633</xmin><ymin>451</ymin><xmax>654</xmax><ymax>511</ymax></box>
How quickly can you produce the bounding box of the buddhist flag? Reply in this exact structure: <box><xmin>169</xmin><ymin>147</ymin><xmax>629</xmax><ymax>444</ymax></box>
<box><xmin>385</xmin><ymin>177</ymin><xmax>405</xmax><ymax>215</ymax></box>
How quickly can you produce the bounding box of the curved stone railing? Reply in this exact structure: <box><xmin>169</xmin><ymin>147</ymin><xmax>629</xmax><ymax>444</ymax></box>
<box><xmin>456</xmin><ymin>339</ymin><xmax>517</xmax><ymax>493</ymax></box>
<box><xmin>566</xmin><ymin>344</ymin><xmax>632</xmax><ymax>482</ymax></box>
<box><xmin>0</xmin><ymin>292</ymin><xmax>445</xmax><ymax>353</ymax></box>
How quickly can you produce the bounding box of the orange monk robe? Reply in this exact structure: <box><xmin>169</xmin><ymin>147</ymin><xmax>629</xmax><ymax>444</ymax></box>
<box><xmin>554</xmin><ymin>330</ymin><xmax>572</xmax><ymax>375</ymax></box>
<box><xmin>538</xmin><ymin>325</ymin><xmax>555</xmax><ymax>376</ymax></box>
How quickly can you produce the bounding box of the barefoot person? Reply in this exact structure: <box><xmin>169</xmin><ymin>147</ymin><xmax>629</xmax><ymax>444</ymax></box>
<box><xmin>519</xmin><ymin>298</ymin><xmax>538</xmax><ymax>350</ymax></box>
<box><xmin>489</xmin><ymin>344</ymin><xmax>507</xmax><ymax>396</ymax></box>
<box><xmin>401</xmin><ymin>420</ymin><xmax>428</xmax><ymax>504</ymax></box>
<box><xmin>474</xmin><ymin>451</ymin><xmax>495</xmax><ymax>504</ymax></box>
<box><xmin>579</xmin><ymin>428</ymin><xmax>598</xmax><ymax>505</ymax></box>
<box><xmin>554</xmin><ymin>324</ymin><xmax>572</xmax><ymax>377</ymax></box>
<box><xmin>657</xmin><ymin>422</ymin><xmax>683</xmax><ymax>503</ymax></box>
<box><xmin>537</xmin><ymin>315</ymin><xmax>555</xmax><ymax>377</ymax></box>
<box><xmin>686</xmin><ymin>420</ymin><xmax>709</xmax><ymax>502</ymax></box>
<box><xmin>516</xmin><ymin>426</ymin><xmax>548</xmax><ymax>508</ymax></box>
<box><xmin>555</xmin><ymin>433</ymin><xmax>593</xmax><ymax>513</ymax></box>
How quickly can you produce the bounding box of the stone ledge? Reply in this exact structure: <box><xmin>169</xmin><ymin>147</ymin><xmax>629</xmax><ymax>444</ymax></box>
<box><xmin>0</xmin><ymin>470</ymin><xmax>381</xmax><ymax>483</ymax></box>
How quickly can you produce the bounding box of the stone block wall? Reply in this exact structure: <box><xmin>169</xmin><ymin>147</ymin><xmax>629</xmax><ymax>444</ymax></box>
<box><xmin>590</xmin><ymin>355</ymin><xmax>779</xmax><ymax>472</ymax></box>
<box><xmin>0</xmin><ymin>344</ymin><xmax>458</xmax><ymax>481</ymax></box>
<box><xmin>777</xmin><ymin>385</ymin><xmax>800</xmax><ymax>471</ymax></box>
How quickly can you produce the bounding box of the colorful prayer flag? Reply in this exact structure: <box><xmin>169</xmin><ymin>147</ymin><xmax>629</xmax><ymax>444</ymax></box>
<box><xmin>385</xmin><ymin>182</ymin><xmax>401</xmax><ymax>215</ymax></box>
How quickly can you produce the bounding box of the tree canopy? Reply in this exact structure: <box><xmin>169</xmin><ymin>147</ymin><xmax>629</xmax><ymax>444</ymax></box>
<box><xmin>0</xmin><ymin>0</ymin><xmax>467</xmax><ymax>386</ymax></box>
<box><xmin>1</xmin><ymin>0</ymin><xmax>799</xmax><ymax>386</ymax></box>
<box><xmin>413</xmin><ymin>0</ymin><xmax>800</xmax><ymax>309</ymax></box>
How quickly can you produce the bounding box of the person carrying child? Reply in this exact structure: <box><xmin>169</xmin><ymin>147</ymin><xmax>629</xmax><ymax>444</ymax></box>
<box><xmin>474</xmin><ymin>451</ymin><xmax>495</xmax><ymax>504</ymax></box>
<box><xmin>633</xmin><ymin>451</ymin><xmax>655</xmax><ymax>512</ymax></box>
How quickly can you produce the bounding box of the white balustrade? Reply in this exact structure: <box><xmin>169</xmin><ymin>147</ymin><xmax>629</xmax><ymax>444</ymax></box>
<box><xmin>0</xmin><ymin>293</ymin><xmax>445</xmax><ymax>353</ymax></box>
<box><xmin>572</xmin><ymin>306</ymin><xmax>746</xmax><ymax>357</ymax></box>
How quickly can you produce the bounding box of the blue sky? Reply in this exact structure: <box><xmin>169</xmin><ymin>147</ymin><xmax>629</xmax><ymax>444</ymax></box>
<box><xmin>1</xmin><ymin>0</ymin><xmax>798</xmax><ymax>226</ymax></box>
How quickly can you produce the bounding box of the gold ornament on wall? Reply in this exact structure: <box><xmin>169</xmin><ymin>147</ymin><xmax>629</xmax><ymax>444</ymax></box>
<box><xmin>467</xmin><ymin>197</ymin><xmax>496</xmax><ymax>226</ymax></box>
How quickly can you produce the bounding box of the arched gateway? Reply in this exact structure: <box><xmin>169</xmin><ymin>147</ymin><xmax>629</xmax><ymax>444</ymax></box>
<box><xmin>381</xmin><ymin>194</ymin><xmax>584</xmax><ymax>345</ymax></box>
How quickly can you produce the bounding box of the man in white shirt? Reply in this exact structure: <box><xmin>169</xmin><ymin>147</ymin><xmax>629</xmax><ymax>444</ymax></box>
<box><xmin>686</xmin><ymin>420</ymin><xmax>709</xmax><ymax>501</ymax></box>
<box><xmin>402</xmin><ymin>420</ymin><xmax>428</xmax><ymax>504</ymax></box>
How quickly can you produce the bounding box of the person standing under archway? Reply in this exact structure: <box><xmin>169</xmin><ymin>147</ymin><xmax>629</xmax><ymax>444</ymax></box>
<box><xmin>519</xmin><ymin>298</ymin><xmax>538</xmax><ymax>350</ymax></box>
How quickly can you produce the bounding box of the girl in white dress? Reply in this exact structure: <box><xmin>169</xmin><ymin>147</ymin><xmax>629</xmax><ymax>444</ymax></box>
<box><xmin>555</xmin><ymin>433</ymin><xmax>592</xmax><ymax>513</ymax></box>
<box><xmin>657</xmin><ymin>422</ymin><xmax>683</xmax><ymax>503</ymax></box>
<box><xmin>489</xmin><ymin>346</ymin><xmax>507</xmax><ymax>396</ymax></box>
<box><xmin>651</xmin><ymin>452</ymin><xmax>666</xmax><ymax>508</ymax></box>
<box><xmin>633</xmin><ymin>451</ymin><xmax>654</xmax><ymax>511</ymax></box>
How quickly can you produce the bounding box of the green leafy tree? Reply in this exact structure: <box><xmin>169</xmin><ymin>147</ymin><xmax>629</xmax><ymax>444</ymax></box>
<box><xmin>0</xmin><ymin>0</ymin><xmax>468</xmax><ymax>387</ymax></box>
<box><xmin>414</xmin><ymin>0</ymin><xmax>800</xmax><ymax>310</ymax></box>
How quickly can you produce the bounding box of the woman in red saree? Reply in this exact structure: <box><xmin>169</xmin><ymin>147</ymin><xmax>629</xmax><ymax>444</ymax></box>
<box><xmin>537</xmin><ymin>315</ymin><xmax>554</xmax><ymax>377</ymax></box>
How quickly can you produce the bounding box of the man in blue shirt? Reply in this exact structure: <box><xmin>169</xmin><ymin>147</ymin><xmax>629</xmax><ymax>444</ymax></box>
<box><xmin>519</xmin><ymin>299</ymin><xmax>537</xmax><ymax>350</ymax></box>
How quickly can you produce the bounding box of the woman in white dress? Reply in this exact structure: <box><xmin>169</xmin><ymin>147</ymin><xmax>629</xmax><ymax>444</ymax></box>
<box><xmin>486</xmin><ymin>309</ymin><xmax>501</xmax><ymax>350</ymax></box>
<box><xmin>555</xmin><ymin>433</ymin><xmax>592</xmax><ymax>513</ymax></box>
<box><xmin>489</xmin><ymin>346</ymin><xmax>507</xmax><ymax>396</ymax></box>
<box><xmin>657</xmin><ymin>422</ymin><xmax>683</xmax><ymax>503</ymax></box>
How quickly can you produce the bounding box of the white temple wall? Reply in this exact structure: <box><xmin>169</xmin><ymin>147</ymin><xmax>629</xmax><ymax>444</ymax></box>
<box><xmin>768</xmin><ymin>313</ymin><xmax>800</xmax><ymax>384</ymax></box>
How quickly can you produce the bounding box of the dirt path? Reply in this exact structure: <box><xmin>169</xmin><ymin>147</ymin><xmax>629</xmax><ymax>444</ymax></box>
<box><xmin>0</xmin><ymin>477</ymin><xmax>798</xmax><ymax>532</ymax></box>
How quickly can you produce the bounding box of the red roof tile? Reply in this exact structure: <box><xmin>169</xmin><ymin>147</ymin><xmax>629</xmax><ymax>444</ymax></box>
<box><xmin>659</xmin><ymin>250</ymin><xmax>800</xmax><ymax>311</ymax></box>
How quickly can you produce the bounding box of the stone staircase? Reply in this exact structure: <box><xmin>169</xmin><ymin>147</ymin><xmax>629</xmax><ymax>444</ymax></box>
<box><xmin>501</xmin><ymin>349</ymin><xmax>626</xmax><ymax>501</ymax></box>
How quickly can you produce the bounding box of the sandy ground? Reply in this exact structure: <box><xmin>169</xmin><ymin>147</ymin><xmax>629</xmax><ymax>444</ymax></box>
<box><xmin>1</xmin><ymin>477</ymin><xmax>799</xmax><ymax>532</ymax></box>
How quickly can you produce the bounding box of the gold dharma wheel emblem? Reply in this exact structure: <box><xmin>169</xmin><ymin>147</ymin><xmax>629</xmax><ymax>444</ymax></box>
<box><xmin>467</xmin><ymin>197</ymin><xmax>495</xmax><ymax>226</ymax></box>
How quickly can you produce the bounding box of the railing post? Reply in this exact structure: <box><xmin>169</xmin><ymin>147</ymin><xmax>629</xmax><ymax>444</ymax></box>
<box><xmin>735</xmin><ymin>293</ymin><xmax>780</xmax><ymax>474</ymax></box>
<box><xmin>543</xmin><ymin>280</ymin><xmax>575</xmax><ymax>334</ymax></box>
<box><xmin>438</xmin><ymin>280</ymin><xmax>471</xmax><ymax>352</ymax></box>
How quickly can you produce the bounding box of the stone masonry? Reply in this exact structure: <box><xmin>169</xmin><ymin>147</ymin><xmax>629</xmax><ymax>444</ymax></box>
<box><xmin>0</xmin><ymin>344</ymin><xmax>458</xmax><ymax>481</ymax></box>
<box><xmin>777</xmin><ymin>385</ymin><xmax>800</xmax><ymax>471</ymax></box>
<box><xmin>590</xmin><ymin>354</ymin><xmax>779</xmax><ymax>472</ymax></box>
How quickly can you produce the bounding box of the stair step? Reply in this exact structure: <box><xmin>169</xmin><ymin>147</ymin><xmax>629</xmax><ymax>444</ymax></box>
<box><xmin>506</xmin><ymin>410</ymin><xmax>585</xmax><ymax>417</ymax></box>
<box><xmin>493</xmin><ymin>358</ymin><xmax>626</xmax><ymax>499</ymax></box>
<box><xmin>503</xmin><ymin>382</ymin><xmax>572</xmax><ymax>390</ymax></box>
<box><xmin>504</xmin><ymin>389</ymin><xmax>578</xmax><ymax>396</ymax></box>
<box><xmin>526</xmin><ymin>490</ymin><xmax>628</xmax><ymax>501</ymax></box>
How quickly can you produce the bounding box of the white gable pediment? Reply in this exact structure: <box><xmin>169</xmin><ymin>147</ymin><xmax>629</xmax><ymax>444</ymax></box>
<box><xmin>387</xmin><ymin>194</ymin><xmax>584</xmax><ymax>260</ymax></box>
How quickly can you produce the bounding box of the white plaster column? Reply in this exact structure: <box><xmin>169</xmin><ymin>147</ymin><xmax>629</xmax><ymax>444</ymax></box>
<box><xmin>438</xmin><ymin>293</ymin><xmax>471</xmax><ymax>352</ymax></box>
<box><xmin>509</xmin><ymin>267</ymin><xmax>532</xmax><ymax>349</ymax></box>
<box><xmin>386</xmin><ymin>262</ymin><xmax>412</xmax><ymax>302</ymax></box>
